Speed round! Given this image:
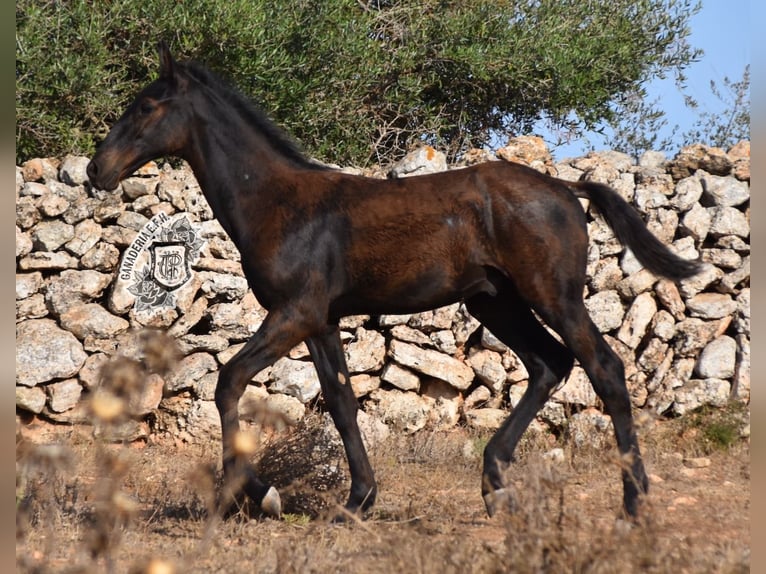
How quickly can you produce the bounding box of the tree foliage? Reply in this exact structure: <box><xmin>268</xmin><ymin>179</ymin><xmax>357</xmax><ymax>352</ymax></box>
<box><xmin>16</xmin><ymin>0</ymin><xmax>702</xmax><ymax>166</ymax></box>
<box><xmin>605</xmin><ymin>63</ymin><xmax>750</xmax><ymax>160</ymax></box>
<box><xmin>681</xmin><ymin>64</ymin><xmax>750</xmax><ymax>149</ymax></box>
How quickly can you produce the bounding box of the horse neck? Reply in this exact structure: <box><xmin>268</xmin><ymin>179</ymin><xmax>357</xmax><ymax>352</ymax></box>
<box><xmin>181</xmin><ymin>102</ymin><xmax>290</xmax><ymax>242</ymax></box>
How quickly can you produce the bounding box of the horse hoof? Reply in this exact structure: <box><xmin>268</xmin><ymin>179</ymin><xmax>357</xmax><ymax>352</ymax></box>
<box><xmin>260</xmin><ymin>486</ymin><xmax>281</xmax><ymax>518</ymax></box>
<box><xmin>483</xmin><ymin>487</ymin><xmax>516</xmax><ymax>517</ymax></box>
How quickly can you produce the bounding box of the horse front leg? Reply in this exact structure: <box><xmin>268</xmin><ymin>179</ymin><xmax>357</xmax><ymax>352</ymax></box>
<box><xmin>306</xmin><ymin>327</ymin><xmax>377</xmax><ymax>519</ymax></box>
<box><xmin>214</xmin><ymin>310</ymin><xmax>309</xmax><ymax>517</ymax></box>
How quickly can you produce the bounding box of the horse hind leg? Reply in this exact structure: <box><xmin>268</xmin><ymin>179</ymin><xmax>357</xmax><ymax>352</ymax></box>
<box><xmin>539</xmin><ymin>300</ymin><xmax>649</xmax><ymax>518</ymax></box>
<box><xmin>465</xmin><ymin>292</ymin><xmax>575</xmax><ymax>516</ymax></box>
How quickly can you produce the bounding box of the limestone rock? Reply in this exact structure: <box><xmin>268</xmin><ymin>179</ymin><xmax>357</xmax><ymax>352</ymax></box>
<box><xmin>165</xmin><ymin>352</ymin><xmax>218</xmax><ymax>393</ymax></box>
<box><xmin>464</xmin><ymin>408</ymin><xmax>507</xmax><ymax>430</ymax></box>
<box><xmin>269</xmin><ymin>358</ymin><xmax>321</xmax><ymax>403</ymax></box>
<box><xmin>16</xmin><ymin>319</ymin><xmax>87</xmax><ymax>386</ymax></box>
<box><xmin>345</xmin><ymin>327</ymin><xmax>386</xmax><ymax>373</ymax></box>
<box><xmin>389</xmin><ymin>146</ymin><xmax>447</xmax><ymax>178</ymax></box>
<box><xmin>380</xmin><ymin>363</ymin><xmax>420</xmax><ymax>391</ymax></box>
<box><xmin>708</xmin><ymin>206</ymin><xmax>749</xmax><ymax>238</ymax></box>
<box><xmin>699</xmin><ymin>172</ymin><xmax>749</xmax><ymax>207</ymax></box>
<box><xmin>16</xmin><ymin>386</ymin><xmax>47</xmax><ymax>414</ymax></box>
<box><xmin>350</xmin><ymin>374</ymin><xmax>381</xmax><ymax>398</ymax></box>
<box><xmin>496</xmin><ymin>135</ymin><xmax>554</xmax><ymax>174</ymax></box>
<box><xmin>467</xmin><ymin>349</ymin><xmax>506</xmax><ymax>392</ymax></box>
<box><xmin>59</xmin><ymin>155</ymin><xmax>91</xmax><ymax>186</ymax></box>
<box><xmin>584</xmin><ymin>290</ymin><xmax>624</xmax><ymax>333</ymax></box>
<box><xmin>567</xmin><ymin>409</ymin><xmax>614</xmax><ymax>448</ymax></box>
<box><xmin>553</xmin><ymin>367</ymin><xmax>598</xmax><ymax>407</ymax></box>
<box><xmin>695</xmin><ymin>336</ymin><xmax>737</xmax><ymax>379</ymax></box>
<box><xmin>672</xmin><ymin>379</ymin><xmax>731</xmax><ymax>416</ymax></box>
<box><xmin>64</xmin><ymin>219</ymin><xmax>102</xmax><ymax>256</ymax></box>
<box><xmin>368</xmin><ymin>388</ymin><xmax>431</xmax><ymax>433</ymax></box>
<box><xmin>686</xmin><ymin>293</ymin><xmax>737</xmax><ymax>320</ymax></box>
<box><xmin>59</xmin><ymin>303</ymin><xmax>130</xmax><ymax>340</ymax></box>
<box><xmin>46</xmin><ymin>379</ymin><xmax>83</xmax><ymax>413</ymax></box>
<box><xmin>617</xmin><ymin>292</ymin><xmax>657</xmax><ymax>348</ymax></box>
<box><xmin>388</xmin><ymin>340</ymin><xmax>474</xmax><ymax>390</ymax></box>
<box><xmin>31</xmin><ymin>220</ymin><xmax>74</xmax><ymax>251</ymax></box>
<box><xmin>45</xmin><ymin>269</ymin><xmax>113</xmax><ymax>316</ymax></box>
<box><xmin>18</xmin><ymin>251</ymin><xmax>78</xmax><ymax>271</ymax></box>
<box><xmin>16</xmin><ymin>272</ymin><xmax>43</xmax><ymax>300</ymax></box>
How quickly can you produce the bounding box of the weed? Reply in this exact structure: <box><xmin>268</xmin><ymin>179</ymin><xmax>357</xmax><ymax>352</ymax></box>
<box><xmin>679</xmin><ymin>402</ymin><xmax>748</xmax><ymax>455</ymax></box>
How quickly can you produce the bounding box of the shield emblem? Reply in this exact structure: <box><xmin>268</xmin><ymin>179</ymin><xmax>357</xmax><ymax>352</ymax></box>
<box><xmin>149</xmin><ymin>241</ymin><xmax>191</xmax><ymax>290</ymax></box>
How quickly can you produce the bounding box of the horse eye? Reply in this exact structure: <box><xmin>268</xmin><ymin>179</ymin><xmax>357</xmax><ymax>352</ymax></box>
<box><xmin>139</xmin><ymin>101</ymin><xmax>155</xmax><ymax>115</ymax></box>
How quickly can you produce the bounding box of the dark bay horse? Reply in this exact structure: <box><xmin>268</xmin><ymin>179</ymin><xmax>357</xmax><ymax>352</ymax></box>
<box><xmin>88</xmin><ymin>42</ymin><xmax>700</xmax><ymax>521</ymax></box>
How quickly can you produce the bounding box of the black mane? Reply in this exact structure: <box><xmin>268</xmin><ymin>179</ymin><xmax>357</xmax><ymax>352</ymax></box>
<box><xmin>180</xmin><ymin>61</ymin><xmax>331</xmax><ymax>171</ymax></box>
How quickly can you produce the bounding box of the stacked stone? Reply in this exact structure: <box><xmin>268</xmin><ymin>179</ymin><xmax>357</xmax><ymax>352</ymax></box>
<box><xmin>15</xmin><ymin>140</ymin><xmax>750</xmax><ymax>442</ymax></box>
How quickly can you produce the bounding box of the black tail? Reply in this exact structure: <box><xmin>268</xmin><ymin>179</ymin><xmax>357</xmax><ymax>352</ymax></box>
<box><xmin>567</xmin><ymin>180</ymin><xmax>702</xmax><ymax>281</ymax></box>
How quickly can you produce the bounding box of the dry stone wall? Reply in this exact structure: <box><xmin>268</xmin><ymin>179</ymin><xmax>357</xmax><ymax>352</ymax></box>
<box><xmin>15</xmin><ymin>139</ymin><xmax>750</xmax><ymax>443</ymax></box>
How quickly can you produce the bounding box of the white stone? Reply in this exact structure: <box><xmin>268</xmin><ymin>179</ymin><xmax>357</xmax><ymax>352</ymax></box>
<box><xmin>59</xmin><ymin>155</ymin><xmax>91</xmax><ymax>186</ymax></box>
<box><xmin>165</xmin><ymin>352</ymin><xmax>218</xmax><ymax>393</ymax></box>
<box><xmin>422</xmin><ymin>379</ymin><xmax>462</xmax><ymax>429</ymax></box>
<box><xmin>59</xmin><ymin>303</ymin><xmax>130</xmax><ymax>340</ymax></box>
<box><xmin>16</xmin><ymin>226</ymin><xmax>33</xmax><ymax>258</ymax></box>
<box><xmin>46</xmin><ymin>379</ymin><xmax>83</xmax><ymax>413</ymax></box>
<box><xmin>732</xmin><ymin>334</ymin><xmax>750</xmax><ymax>402</ymax></box>
<box><xmin>64</xmin><ymin>219</ymin><xmax>102</xmax><ymax>256</ymax></box>
<box><xmin>356</xmin><ymin>410</ymin><xmax>390</xmax><ymax>450</ymax></box>
<box><xmin>388</xmin><ymin>340</ymin><xmax>475</xmax><ymax>390</ymax></box>
<box><xmin>708</xmin><ymin>206</ymin><xmax>749</xmax><ymax>238</ymax></box>
<box><xmin>16</xmin><ymin>272</ymin><xmax>43</xmax><ymax>300</ymax></box>
<box><xmin>680</xmin><ymin>202</ymin><xmax>711</xmax><ymax>242</ymax></box>
<box><xmin>464</xmin><ymin>408</ymin><xmax>507</xmax><ymax>430</ymax></box>
<box><xmin>16</xmin><ymin>319</ymin><xmax>87</xmax><ymax>387</ymax></box>
<box><xmin>130</xmin><ymin>373</ymin><xmax>165</xmax><ymax>416</ymax></box>
<box><xmin>46</xmin><ymin>269</ymin><xmax>113</xmax><ymax>315</ymax></box>
<box><xmin>553</xmin><ymin>367</ymin><xmax>597</xmax><ymax>407</ymax></box>
<box><xmin>567</xmin><ymin>409</ymin><xmax>614</xmax><ymax>448</ymax></box>
<box><xmin>198</xmin><ymin>271</ymin><xmax>249</xmax><ymax>301</ymax></box>
<box><xmin>686</xmin><ymin>292</ymin><xmax>737</xmax><ymax>320</ymax></box>
<box><xmin>18</xmin><ymin>251</ymin><xmax>78</xmax><ymax>271</ymax></box>
<box><xmin>672</xmin><ymin>379</ymin><xmax>731</xmax><ymax>416</ymax></box>
<box><xmin>617</xmin><ymin>292</ymin><xmax>657</xmax><ymax>348</ymax></box>
<box><xmin>699</xmin><ymin>173</ymin><xmax>750</xmax><ymax>207</ymax></box>
<box><xmin>16</xmin><ymin>386</ymin><xmax>47</xmax><ymax>413</ymax></box>
<box><xmin>673</xmin><ymin>318</ymin><xmax>728</xmax><ymax>357</ymax></box>
<box><xmin>31</xmin><ymin>220</ymin><xmax>74</xmax><ymax>251</ymax></box>
<box><xmin>16</xmin><ymin>294</ymin><xmax>47</xmax><ymax>321</ymax></box>
<box><xmin>269</xmin><ymin>358</ymin><xmax>321</xmax><ymax>403</ymax></box>
<box><xmin>584</xmin><ymin>290</ymin><xmax>624</xmax><ymax>333</ymax></box>
<box><xmin>695</xmin><ymin>336</ymin><xmax>737</xmax><ymax>379</ymax></box>
<box><xmin>345</xmin><ymin>327</ymin><xmax>386</xmax><ymax>373</ymax></box>
<box><xmin>430</xmin><ymin>330</ymin><xmax>457</xmax><ymax>355</ymax></box>
<box><xmin>264</xmin><ymin>392</ymin><xmax>306</xmax><ymax>426</ymax></box>
<box><xmin>389</xmin><ymin>146</ymin><xmax>447</xmax><ymax>178</ymax></box>
<box><xmin>380</xmin><ymin>363</ymin><xmax>420</xmax><ymax>391</ymax></box>
<box><xmin>368</xmin><ymin>388</ymin><xmax>431</xmax><ymax>433</ymax></box>
<box><xmin>671</xmin><ymin>176</ymin><xmax>704</xmax><ymax>212</ymax></box>
<box><xmin>467</xmin><ymin>349</ymin><xmax>506</xmax><ymax>392</ymax></box>
<box><xmin>350</xmin><ymin>374</ymin><xmax>381</xmax><ymax>397</ymax></box>
<box><xmin>678</xmin><ymin>264</ymin><xmax>724</xmax><ymax>299</ymax></box>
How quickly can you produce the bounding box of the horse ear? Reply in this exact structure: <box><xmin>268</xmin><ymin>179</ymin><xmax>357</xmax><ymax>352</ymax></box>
<box><xmin>157</xmin><ymin>40</ymin><xmax>176</xmax><ymax>81</ymax></box>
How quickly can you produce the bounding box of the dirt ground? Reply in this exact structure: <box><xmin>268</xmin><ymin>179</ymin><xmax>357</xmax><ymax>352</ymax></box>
<box><xmin>16</xmin><ymin>407</ymin><xmax>750</xmax><ymax>574</ymax></box>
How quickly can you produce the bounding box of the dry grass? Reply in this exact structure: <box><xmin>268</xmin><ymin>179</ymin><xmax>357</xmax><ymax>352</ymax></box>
<box><xmin>16</xmin><ymin>402</ymin><xmax>749</xmax><ymax>574</ymax></box>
